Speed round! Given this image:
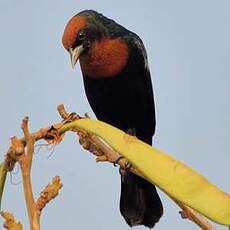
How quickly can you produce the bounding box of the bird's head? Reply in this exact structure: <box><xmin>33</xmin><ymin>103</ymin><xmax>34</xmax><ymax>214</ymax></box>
<box><xmin>62</xmin><ymin>10</ymin><xmax>129</xmax><ymax>78</ymax></box>
<box><xmin>62</xmin><ymin>11</ymin><xmax>105</xmax><ymax>68</ymax></box>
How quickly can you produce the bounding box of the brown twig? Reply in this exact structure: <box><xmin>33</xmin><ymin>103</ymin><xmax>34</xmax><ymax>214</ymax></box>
<box><xmin>177</xmin><ymin>200</ymin><xmax>216</xmax><ymax>230</ymax></box>
<box><xmin>0</xmin><ymin>211</ymin><xmax>23</xmax><ymax>230</ymax></box>
<box><xmin>18</xmin><ymin>117</ymin><xmax>37</xmax><ymax>230</ymax></box>
<box><xmin>21</xmin><ymin>117</ymin><xmax>35</xmax><ymax>172</ymax></box>
<box><xmin>57</xmin><ymin>104</ymin><xmax>69</xmax><ymax>119</ymax></box>
<box><xmin>5</xmin><ymin>123</ymin><xmax>65</xmax><ymax>172</ymax></box>
<box><xmin>35</xmin><ymin>176</ymin><xmax>63</xmax><ymax>214</ymax></box>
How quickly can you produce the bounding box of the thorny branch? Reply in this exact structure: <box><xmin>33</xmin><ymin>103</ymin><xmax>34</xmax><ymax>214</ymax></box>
<box><xmin>2</xmin><ymin>104</ymin><xmax>217</xmax><ymax>230</ymax></box>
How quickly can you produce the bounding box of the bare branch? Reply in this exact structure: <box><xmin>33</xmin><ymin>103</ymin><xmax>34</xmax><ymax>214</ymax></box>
<box><xmin>176</xmin><ymin>200</ymin><xmax>216</xmax><ymax>230</ymax></box>
<box><xmin>19</xmin><ymin>117</ymin><xmax>36</xmax><ymax>230</ymax></box>
<box><xmin>0</xmin><ymin>211</ymin><xmax>23</xmax><ymax>230</ymax></box>
<box><xmin>21</xmin><ymin>116</ymin><xmax>35</xmax><ymax>172</ymax></box>
<box><xmin>35</xmin><ymin>176</ymin><xmax>63</xmax><ymax>214</ymax></box>
<box><xmin>57</xmin><ymin>104</ymin><xmax>69</xmax><ymax>119</ymax></box>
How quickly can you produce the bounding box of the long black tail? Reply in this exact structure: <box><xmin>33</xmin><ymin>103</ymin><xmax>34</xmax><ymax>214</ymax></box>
<box><xmin>119</xmin><ymin>135</ymin><xmax>163</xmax><ymax>228</ymax></box>
<box><xmin>119</xmin><ymin>172</ymin><xmax>163</xmax><ymax>228</ymax></box>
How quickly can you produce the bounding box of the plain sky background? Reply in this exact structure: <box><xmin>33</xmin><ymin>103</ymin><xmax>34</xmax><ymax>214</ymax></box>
<box><xmin>0</xmin><ymin>0</ymin><xmax>230</xmax><ymax>229</ymax></box>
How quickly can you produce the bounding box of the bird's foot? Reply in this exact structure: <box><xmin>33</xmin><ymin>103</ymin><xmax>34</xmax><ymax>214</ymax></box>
<box><xmin>119</xmin><ymin>160</ymin><xmax>132</xmax><ymax>177</ymax></box>
<box><xmin>127</xmin><ymin>128</ymin><xmax>136</xmax><ymax>136</ymax></box>
<box><xmin>112</xmin><ymin>156</ymin><xmax>124</xmax><ymax>167</ymax></box>
<box><xmin>124</xmin><ymin>160</ymin><xmax>132</xmax><ymax>171</ymax></box>
<box><xmin>112</xmin><ymin>156</ymin><xmax>132</xmax><ymax>170</ymax></box>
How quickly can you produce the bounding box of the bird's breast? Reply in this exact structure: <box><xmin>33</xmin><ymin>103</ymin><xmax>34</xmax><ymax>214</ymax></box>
<box><xmin>80</xmin><ymin>38</ymin><xmax>129</xmax><ymax>79</ymax></box>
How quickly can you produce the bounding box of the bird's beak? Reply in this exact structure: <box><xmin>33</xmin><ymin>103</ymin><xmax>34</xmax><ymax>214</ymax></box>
<box><xmin>69</xmin><ymin>45</ymin><xmax>84</xmax><ymax>68</ymax></box>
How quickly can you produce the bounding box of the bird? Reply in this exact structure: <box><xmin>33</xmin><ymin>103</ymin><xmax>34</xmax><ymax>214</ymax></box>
<box><xmin>62</xmin><ymin>10</ymin><xmax>163</xmax><ymax>228</ymax></box>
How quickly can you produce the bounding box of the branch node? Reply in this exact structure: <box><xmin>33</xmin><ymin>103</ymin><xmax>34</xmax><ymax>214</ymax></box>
<box><xmin>57</xmin><ymin>104</ymin><xmax>80</xmax><ymax>122</ymax></box>
<box><xmin>35</xmin><ymin>176</ymin><xmax>63</xmax><ymax>213</ymax></box>
<box><xmin>57</xmin><ymin>104</ymin><xmax>69</xmax><ymax>120</ymax></box>
<box><xmin>177</xmin><ymin>201</ymin><xmax>216</xmax><ymax>230</ymax></box>
<box><xmin>11</xmin><ymin>137</ymin><xmax>24</xmax><ymax>157</ymax></box>
<box><xmin>0</xmin><ymin>211</ymin><xmax>23</xmax><ymax>230</ymax></box>
<box><xmin>96</xmin><ymin>155</ymin><xmax>108</xmax><ymax>162</ymax></box>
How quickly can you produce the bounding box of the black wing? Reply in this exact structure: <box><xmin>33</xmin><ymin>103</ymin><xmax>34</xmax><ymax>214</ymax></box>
<box><xmin>82</xmin><ymin>35</ymin><xmax>156</xmax><ymax>143</ymax></box>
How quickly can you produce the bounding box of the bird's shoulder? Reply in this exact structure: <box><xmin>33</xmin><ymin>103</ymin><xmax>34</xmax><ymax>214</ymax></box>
<box><xmin>124</xmin><ymin>33</ymin><xmax>149</xmax><ymax>72</ymax></box>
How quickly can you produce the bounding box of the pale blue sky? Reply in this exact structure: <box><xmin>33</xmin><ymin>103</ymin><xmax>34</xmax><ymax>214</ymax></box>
<box><xmin>0</xmin><ymin>0</ymin><xmax>230</xmax><ymax>229</ymax></box>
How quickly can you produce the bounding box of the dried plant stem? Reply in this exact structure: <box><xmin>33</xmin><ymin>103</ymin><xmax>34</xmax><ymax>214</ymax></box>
<box><xmin>0</xmin><ymin>211</ymin><xmax>23</xmax><ymax>230</ymax></box>
<box><xmin>175</xmin><ymin>200</ymin><xmax>216</xmax><ymax>230</ymax></box>
<box><xmin>21</xmin><ymin>164</ymin><xmax>34</xmax><ymax>227</ymax></box>
<box><xmin>2</xmin><ymin>104</ymin><xmax>218</xmax><ymax>230</ymax></box>
<box><xmin>35</xmin><ymin>176</ymin><xmax>63</xmax><ymax>214</ymax></box>
<box><xmin>19</xmin><ymin>117</ymin><xmax>38</xmax><ymax>230</ymax></box>
<box><xmin>7</xmin><ymin>117</ymin><xmax>63</xmax><ymax>230</ymax></box>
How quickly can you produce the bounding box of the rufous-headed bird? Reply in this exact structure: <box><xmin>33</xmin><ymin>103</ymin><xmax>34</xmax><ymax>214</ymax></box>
<box><xmin>62</xmin><ymin>10</ymin><xmax>163</xmax><ymax>228</ymax></box>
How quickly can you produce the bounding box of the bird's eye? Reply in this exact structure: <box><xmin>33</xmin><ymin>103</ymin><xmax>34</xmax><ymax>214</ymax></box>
<box><xmin>78</xmin><ymin>30</ymin><xmax>86</xmax><ymax>41</ymax></box>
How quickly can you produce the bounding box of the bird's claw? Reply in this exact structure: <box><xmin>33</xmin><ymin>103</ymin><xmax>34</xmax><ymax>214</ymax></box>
<box><xmin>112</xmin><ymin>155</ymin><xmax>132</xmax><ymax>172</ymax></box>
<box><xmin>124</xmin><ymin>160</ymin><xmax>132</xmax><ymax>171</ymax></box>
<box><xmin>119</xmin><ymin>160</ymin><xmax>132</xmax><ymax>178</ymax></box>
<box><xmin>127</xmin><ymin>128</ymin><xmax>136</xmax><ymax>136</ymax></box>
<box><xmin>112</xmin><ymin>156</ymin><xmax>124</xmax><ymax>167</ymax></box>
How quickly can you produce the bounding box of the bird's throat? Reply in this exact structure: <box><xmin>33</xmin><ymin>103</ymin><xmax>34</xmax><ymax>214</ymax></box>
<box><xmin>80</xmin><ymin>39</ymin><xmax>129</xmax><ymax>79</ymax></box>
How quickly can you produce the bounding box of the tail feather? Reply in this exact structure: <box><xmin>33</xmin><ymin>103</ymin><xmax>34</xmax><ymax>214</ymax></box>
<box><xmin>119</xmin><ymin>133</ymin><xmax>163</xmax><ymax>227</ymax></box>
<box><xmin>119</xmin><ymin>172</ymin><xmax>163</xmax><ymax>228</ymax></box>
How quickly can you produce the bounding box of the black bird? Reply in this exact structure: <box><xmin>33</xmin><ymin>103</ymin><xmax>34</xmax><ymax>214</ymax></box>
<box><xmin>62</xmin><ymin>10</ymin><xmax>163</xmax><ymax>228</ymax></box>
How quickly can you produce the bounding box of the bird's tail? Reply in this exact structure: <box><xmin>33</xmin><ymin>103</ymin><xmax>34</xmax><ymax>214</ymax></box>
<box><xmin>119</xmin><ymin>171</ymin><xmax>163</xmax><ymax>228</ymax></box>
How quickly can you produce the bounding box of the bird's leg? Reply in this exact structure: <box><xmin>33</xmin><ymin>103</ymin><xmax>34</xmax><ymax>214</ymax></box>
<box><xmin>119</xmin><ymin>167</ymin><xmax>126</xmax><ymax>178</ymax></box>
<box><xmin>124</xmin><ymin>160</ymin><xmax>132</xmax><ymax>171</ymax></box>
<box><xmin>112</xmin><ymin>156</ymin><xmax>124</xmax><ymax>167</ymax></box>
<box><xmin>127</xmin><ymin>128</ymin><xmax>136</xmax><ymax>136</ymax></box>
<box><xmin>122</xmin><ymin>128</ymin><xmax>135</xmax><ymax>169</ymax></box>
<box><xmin>113</xmin><ymin>156</ymin><xmax>132</xmax><ymax>171</ymax></box>
<box><xmin>119</xmin><ymin>160</ymin><xmax>132</xmax><ymax>180</ymax></box>
<box><xmin>118</xmin><ymin>128</ymin><xmax>134</xmax><ymax>175</ymax></box>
